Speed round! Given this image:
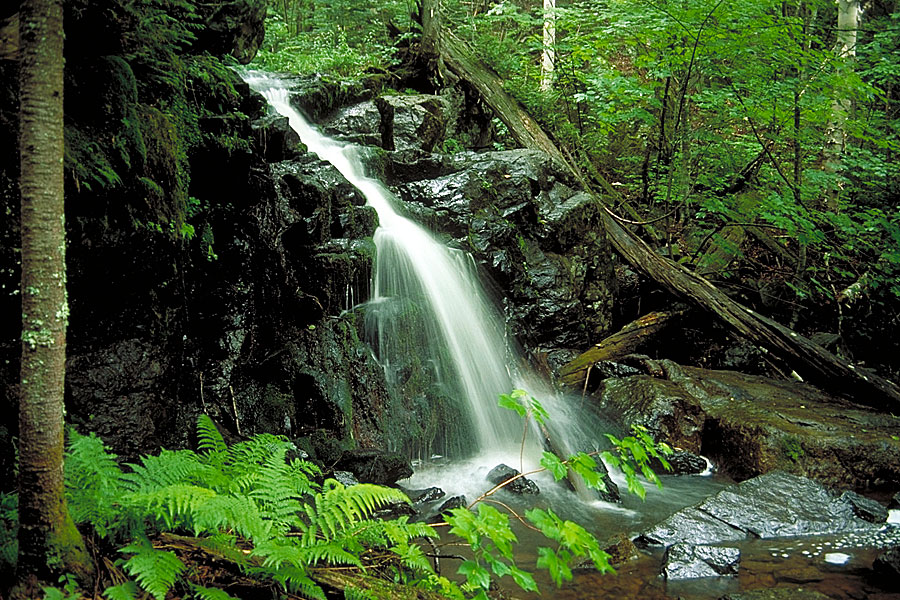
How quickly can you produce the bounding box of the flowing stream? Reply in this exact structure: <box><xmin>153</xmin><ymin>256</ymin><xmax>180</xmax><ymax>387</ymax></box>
<box><xmin>243</xmin><ymin>72</ymin><xmax>546</xmax><ymax>460</ymax></box>
<box><xmin>236</xmin><ymin>73</ymin><xmax>900</xmax><ymax>600</ymax></box>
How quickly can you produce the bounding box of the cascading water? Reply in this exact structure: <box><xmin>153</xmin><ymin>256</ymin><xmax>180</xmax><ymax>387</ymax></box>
<box><xmin>243</xmin><ymin>72</ymin><xmax>536</xmax><ymax>460</ymax></box>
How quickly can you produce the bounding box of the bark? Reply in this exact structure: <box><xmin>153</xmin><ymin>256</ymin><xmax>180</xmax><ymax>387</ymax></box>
<box><xmin>14</xmin><ymin>0</ymin><xmax>92</xmax><ymax>594</ymax></box>
<box><xmin>822</xmin><ymin>0</ymin><xmax>860</xmax><ymax>211</ymax></box>
<box><xmin>558</xmin><ymin>311</ymin><xmax>682</xmax><ymax>388</ymax></box>
<box><xmin>419</xmin><ymin>12</ymin><xmax>900</xmax><ymax>411</ymax></box>
<box><xmin>540</xmin><ymin>0</ymin><xmax>555</xmax><ymax>91</ymax></box>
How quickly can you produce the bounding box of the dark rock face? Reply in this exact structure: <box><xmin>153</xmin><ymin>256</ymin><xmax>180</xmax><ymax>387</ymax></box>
<box><xmin>662</xmin><ymin>543</ymin><xmax>740</xmax><ymax>580</ymax></box>
<box><xmin>334</xmin><ymin>448</ymin><xmax>413</xmax><ymax>486</ymax></box>
<box><xmin>873</xmin><ymin>546</ymin><xmax>900</xmax><ymax>580</ymax></box>
<box><xmin>486</xmin><ymin>464</ymin><xmax>540</xmax><ymax>495</ymax></box>
<box><xmin>594</xmin><ymin>359</ymin><xmax>900</xmax><ymax>492</ymax></box>
<box><xmin>637</xmin><ymin>471</ymin><xmax>878</xmax><ymax>548</ymax></box>
<box><xmin>195</xmin><ymin>0</ymin><xmax>267</xmax><ymax>64</ymax></box>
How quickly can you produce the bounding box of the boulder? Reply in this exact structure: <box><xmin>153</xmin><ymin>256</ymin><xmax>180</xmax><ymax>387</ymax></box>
<box><xmin>322</xmin><ymin>101</ymin><xmax>383</xmax><ymax>147</ymax></box>
<box><xmin>406</xmin><ymin>487</ymin><xmax>446</xmax><ymax>504</ymax></box>
<box><xmin>333</xmin><ymin>471</ymin><xmax>360</xmax><ymax>487</ymax></box>
<box><xmin>252</xmin><ymin>114</ymin><xmax>302</xmax><ymax>162</ymax></box>
<box><xmin>594</xmin><ymin>359</ymin><xmax>900</xmax><ymax>491</ymax></box>
<box><xmin>873</xmin><ymin>546</ymin><xmax>900</xmax><ymax>580</ymax></box>
<box><xmin>376</xmin><ymin>94</ymin><xmax>449</xmax><ymax>152</ymax></box>
<box><xmin>486</xmin><ymin>464</ymin><xmax>540</xmax><ymax>495</ymax></box>
<box><xmin>650</xmin><ymin>449</ymin><xmax>708</xmax><ymax>476</ymax></box>
<box><xmin>637</xmin><ymin>471</ymin><xmax>877</xmax><ymax>548</ymax></box>
<box><xmin>334</xmin><ymin>448</ymin><xmax>413</xmax><ymax>486</ymax></box>
<box><xmin>838</xmin><ymin>490</ymin><xmax>888</xmax><ymax>523</ymax></box>
<box><xmin>662</xmin><ymin>543</ymin><xmax>740</xmax><ymax>580</ymax></box>
<box><xmin>428</xmin><ymin>495</ymin><xmax>468</xmax><ymax>523</ymax></box>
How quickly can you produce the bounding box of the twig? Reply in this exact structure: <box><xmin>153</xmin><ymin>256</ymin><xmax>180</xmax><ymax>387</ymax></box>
<box><xmin>481</xmin><ymin>499</ymin><xmax>541</xmax><ymax>533</ymax></box>
<box><xmin>230</xmin><ymin>385</ymin><xmax>241</xmax><ymax>436</ymax></box>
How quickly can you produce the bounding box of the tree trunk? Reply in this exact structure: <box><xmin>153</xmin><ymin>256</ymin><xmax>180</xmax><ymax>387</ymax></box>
<box><xmin>14</xmin><ymin>0</ymin><xmax>92</xmax><ymax>594</ymax></box>
<box><xmin>540</xmin><ymin>0</ymin><xmax>555</xmax><ymax>91</ymax></box>
<box><xmin>420</xmin><ymin>10</ymin><xmax>900</xmax><ymax>411</ymax></box>
<box><xmin>822</xmin><ymin>0</ymin><xmax>860</xmax><ymax>211</ymax></box>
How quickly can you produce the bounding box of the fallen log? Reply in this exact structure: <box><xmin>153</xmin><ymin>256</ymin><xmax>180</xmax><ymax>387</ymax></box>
<box><xmin>558</xmin><ymin>311</ymin><xmax>682</xmax><ymax>388</ymax></box>
<box><xmin>418</xmin><ymin>6</ymin><xmax>900</xmax><ymax>411</ymax></box>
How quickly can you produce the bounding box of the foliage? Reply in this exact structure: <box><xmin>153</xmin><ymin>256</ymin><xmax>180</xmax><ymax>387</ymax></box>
<box><xmin>250</xmin><ymin>0</ymin><xmax>410</xmax><ymax>76</ymax></box>
<box><xmin>58</xmin><ymin>416</ymin><xmax>429</xmax><ymax>600</ymax></box>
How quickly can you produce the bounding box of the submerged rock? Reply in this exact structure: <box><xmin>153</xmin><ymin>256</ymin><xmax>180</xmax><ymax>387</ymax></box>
<box><xmin>486</xmin><ymin>464</ymin><xmax>540</xmax><ymax>495</ymax></box>
<box><xmin>662</xmin><ymin>543</ymin><xmax>740</xmax><ymax>580</ymax></box>
<box><xmin>719</xmin><ymin>590</ymin><xmax>831</xmax><ymax>600</ymax></box>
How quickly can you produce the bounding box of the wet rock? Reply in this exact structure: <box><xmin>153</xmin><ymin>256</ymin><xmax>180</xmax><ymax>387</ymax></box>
<box><xmin>603</xmin><ymin>533</ymin><xmax>639</xmax><ymax>565</ymax></box>
<box><xmin>872</xmin><ymin>546</ymin><xmax>900</xmax><ymax>580</ymax></box>
<box><xmin>333</xmin><ymin>471</ymin><xmax>360</xmax><ymax>487</ymax></box>
<box><xmin>636</xmin><ymin>507</ymin><xmax>746</xmax><ymax>548</ymax></box>
<box><xmin>719</xmin><ymin>589</ymin><xmax>831</xmax><ymax>600</ymax></box>
<box><xmin>889</xmin><ymin>491</ymin><xmax>900</xmax><ymax>509</ymax></box>
<box><xmin>322</xmin><ymin>100</ymin><xmax>382</xmax><ymax>147</ymax></box>
<box><xmin>662</xmin><ymin>543</ymin><xmax>740</xmax><ymax>580</ymax></box>
<box><xmin>373</xmin><ymin>500</ymin><xmax>417</xmax><ymax>520</ymax></box>
<box><xmin>376</xmin><ymin>94</ymin><xmax>449</xmax><ymax>152</ymax></box>
<box><xmin>252</xmin><ymin>114</ymin><xmax>302</xmax><ymax>162</ymax></box>
<box><xmin>590</xmin><ymin>360</ymin><xmax>644</xmax><ymax>380</ymax></box>
<box><xmin>638</xmin><ymin>471</ymin><xmax>877</xmax><ymax>548</ymax></box>
<box><xmin>486</xmin><ymin>464</ymin><xmax>540</xmax><ymax>495</ymax></box>
<box><xmin>334</xmin><ymin>448</ymin><xmax>413</xmax><ymax>486</ymax></box>
<box><xmin>594</xmin><ymin>359</ymin><xmax>900</xmax><ymax>491</ymax></box>
<box><xmin>428</xmin><ymin>495</ymin><xmax>468</xmax><ymax>523</ymax></box>
<box><xmin>406</xmin><ymin>487</ymin><xmax>446</xmax><ymax>504</ymax></box>
<box><xmin>650</xmin><ymin>449</ymin><xmax>708</xmax><ymax>476</ymax></box>
<box><xmin>839</xmin><ymin>490</ymin><xmax>888</xmax><ymax>523</ymax></box>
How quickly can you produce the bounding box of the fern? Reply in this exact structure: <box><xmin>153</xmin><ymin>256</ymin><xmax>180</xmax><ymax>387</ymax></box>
<box><xmin>188</xmin><ymin>583</ymin><xmax>240</xmax><ymax>600</ymax></box>
<box><xmin>120</xmin><ymin>542</ymin><xmax>186</xmax><ymax>600</ymax></box>
<box><xmin>196</xmin><ymin>414</ymin><xmax>227</xmax><ymax>464</ymax></box>
<box><xmin>65</xmin><ymin>430</ymin><xmax>126</xmax><ymax>538</ymax></box>
<box><xmin>343</xmin><ymin>585</ymin><xmax>378</xmax><ymax>600</ymax></box>
<box><xmin>103</xmin><ymin>582</ymin><xmax>139</xmax><ymax>600</ymax></box>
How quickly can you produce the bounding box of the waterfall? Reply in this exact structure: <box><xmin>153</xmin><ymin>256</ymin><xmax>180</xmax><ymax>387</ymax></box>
<box><xmin>244</xmin><ymin>73</ymin><xmax>534</xmax><ymax>458</ymax></box>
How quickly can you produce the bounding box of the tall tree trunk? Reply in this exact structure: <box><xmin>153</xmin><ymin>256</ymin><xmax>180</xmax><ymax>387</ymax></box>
<box><xmin>540</xmin><ymin>0</ymin><xmax>556</xmax><ymax>91</ymax></box>
<box><xmin>14</xmin><ymin>0</ymin><xmax>92</xmax><ymax>595</ymax></box>
<box><xmin>822</xmin><ymin>0</ymin><xmax>860</xmax><ymax>211</ymax></box>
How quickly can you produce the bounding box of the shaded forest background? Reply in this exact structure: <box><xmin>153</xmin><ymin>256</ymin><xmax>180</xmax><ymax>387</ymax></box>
<box><xmin>255</xmin><ymin>0</ymin><xmax>900</xmax><ymax>380</ymax></box>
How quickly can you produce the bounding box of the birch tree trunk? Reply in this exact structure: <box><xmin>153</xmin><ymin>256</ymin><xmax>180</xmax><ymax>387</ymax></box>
<box><xmin>14</xmin><ymin>0</ymin><xmax>92</xmax><ymax>594</ymax></box>
<box><xmin>540</xmin><ymin>0</ymin><xmax>556</xmax><ymax>91</ymax></box>
<box><xmin>822</xmin><ymin>0</ymin><xmax>860</xmax><ymax>210</ymax></box>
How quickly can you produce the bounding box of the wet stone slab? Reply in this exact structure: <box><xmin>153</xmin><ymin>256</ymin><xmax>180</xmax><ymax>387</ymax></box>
<box><xmin>637</xmin><ymin>471</ymin><xmax>881</xmax><ymax>548</ymax></box>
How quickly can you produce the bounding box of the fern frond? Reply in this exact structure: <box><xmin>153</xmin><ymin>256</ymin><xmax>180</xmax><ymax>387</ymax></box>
<box><xmin>103</xmin><ymin>582</ymin><xmax>139</xmax><ymax>600</ymax></box>
<box><xmin>196</xmin><ymin>415</ymin><xmax>227</xmax><ymax>463</ymax></box>
<box><xmin>127</xmin><ymin>483</ymin><xmax>216</xmax><ymax>531</ymax></box>
<box><xmin>65</xmin><ymin>430</ymin><xmax>125</xmax><ymax>537</ymax></box>
<box><xmin>193</xmin><ymin>493</ymin><xmax>272</xmax><ymax>542</ymax></box>
<box><xmin>188</xmin><ymin>583</ymin><xmax>240</xmax><ymax>600</ymax></box>
<box><xmin>344</xmin><ymin>585</ymin><xmax>378</xmax><ymax>600</ymax></box>
<box><xmin>120</xmin><ymin>542</ymin><xmax>186</xmax><ymax>600</ymax></box>
<box><xmin>122</xmin><ymin>449</ymin><xmax>210</xmax><ymax>493</ymax></box>
<box><xmin>257</xmin><ymin>564</ymin><xmax>326</xmax><ymax>600</ymax></box>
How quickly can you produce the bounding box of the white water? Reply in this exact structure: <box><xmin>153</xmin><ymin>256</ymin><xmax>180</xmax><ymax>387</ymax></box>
<box><xmin>243</xmin><ymin>72</ymin><xmax>531</xmax><ymax>458</ymax></box>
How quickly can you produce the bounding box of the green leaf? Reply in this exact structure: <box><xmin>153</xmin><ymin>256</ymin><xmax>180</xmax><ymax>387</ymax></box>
<box><xmin>540</xmin><ymin>451</ymin><xmax>568</xmax><ymax>481</ymax></box>
<box><xmin>458</xmin><ymin>560</ymin><xmax>491</xmax><ymax>591</ymax></box>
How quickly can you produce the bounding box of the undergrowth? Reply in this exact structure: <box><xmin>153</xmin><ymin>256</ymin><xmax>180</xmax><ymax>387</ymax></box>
<box><xmin>1</xmin><ymin>397</ymin><xmax>671</xmax><ymax>600</ymax></box>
